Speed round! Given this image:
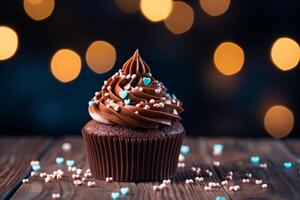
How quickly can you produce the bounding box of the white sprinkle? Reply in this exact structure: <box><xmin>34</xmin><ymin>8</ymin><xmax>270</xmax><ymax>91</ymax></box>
<box><xmin>105</xmin><ymin>177</ymin><xmax>113</xmax><ymax>182</ymax></box>
<box><xmin>104</xmin><ymin>92</ymin><xmax>109</xmax><ymax>97</ymax></box>
<box><xmin>87</xmin><ymin>181</ymin><xmax>96</xmax><ymax>187</ymax></box>
<box><xmin>225</xmin><ymin>176</ymin><xmax>232</xmax><ymax>180</ymax></box>
<box><xmin>107</xmin><ymin>86</ymin><xmax>112</xmax><ymax>90</ymax></box>
<box><xmin>153</xmin><ymin>185</ymin><xmax>160</xmax><ymax>191</ymax></box>
<box><xmin>195</xmin><ymin>177</ymin><xmax>204</xmax><ymax>182</ymax></box>
<box><xmin>30</xmin><ymin>160</ymin><xmax>40</xmax><ymax>166</ymax></box>
<box><xmin>144</xmin><ymin>105</ymin><xmax>150</xmax><ymax>109</ymax></box>
<box><xmin>227</xmin><ymin>171</ymin><xmax>233</xmax><ymax>176</ymax></box>
<box><xmin>114</xmin><ymin>105</ymin><xmax>120</xmax><ymax>112</ymax></box>
<box><xmin>159</xmin><ymin>102</ymin><xmax>164</xmax><ymax>108</ymax></box>
<box><xmin>52</xmin><ymin>193</ymin><xmax>60</xmax><ymax>199</ymax></box>
<box><xmin>101</xmin><ymin>86</ymin><xmax>105</xmax><ymax>90</ymax></box>
<box><xmin>159</xmin><ymin>183</ymin><xmax>167</xmax><ymax>189</ymax></box>
<box><xmin>245</xmin><ymin>173</ymin><xmax>252</xmax><ymax>178</ymax></box>
<box><xmin>173</xmin><ymin>109</ymin><xmax>178</xmax><ymax>115</ymax></box>
<box><xmin>259</xmin><ymin>163</ymin><xmax>268</xmax><ymax>168</ymax></box>
<box><xmin>134</xmin><ymin>111</ymin><xmax>139</xmax><ymax>115</ymax></box>
<box><xmin>255</xmin><ymin>180</ymin><xmax>262</xmax><ymax>185</ymax></box>
<box><xmin>262</xmin><ymin>183</ymin><xmax>268</xmax><ymax>189</ymax></box>
<box><xmin>104</xmin><ymin>80</ymin><xmax>108</xmax><ymax>85</ymax></box>
<box><xmin>73</xmin><ymin>180</ymin><xmax>82</xmax><ymax>186</ymax></box>
<box><xmin>212</xmin><ymin>161</ymin><xmax>220</xmax><ymax>166</ymax></box>
<box><xmin>124</xmin><ymin>84</ymin><xmax>131</xmax><ymax>90</ymax></box>
<box><xmin>221</xmin><ymin>180</ymin><xmax>228</xmax><ymax>186</ymax></box>
<box><xmin>95</xmin><ymin>92</ymin><xmax>100</xmax><ymax>96</ymax></box>
<box><xmin>172</xmin><ymin>99</ymin><xmax>176</xmax><ymax>104</ymax></box>
<box><xmin>185</xmin><ymin>179</ymin><xmax>193</xmax><ymax>184</ymax></box>
<box><xmin>131</xmin><ymin>74</ymin><xmax>136</xmax><ymax>79</ymax></box>
<box><xmin>242</xmin><ymin>179</ymin><xmax>250</xmax><ymax>183</ymax></box>
<box><xmin>204</xmin><ymin>186</ymin><xmax>212</xmax><ymax>191</ymax></box>
<box><xmin>45</xmin><ymin>177</ymin><xmax>51</xmax><ymax>183</ymax></box>
<box><xmin>149</xmin><ymin>99</ymin><xmax>155</xmax><ymax>103</ymax></box>
<box><xmin>153</xmin><ymin>103</ymin><xmax>159</xmax><ymax>108</ymax></box>
<box><xmin>177</xmin><ymin>162</ymin><xmax>185</xmax><ymax>168</ymax></box>
<box><xmin>22</xmin><ymin>179</ymin><xmax>29</xmax><ymax>183</ymax></box>
<box><xmin>165</xmin><ymin>100</ymin><xmax>171</xmax><ymax>104</ymax></box>
<box><xmin>40</xmin><ymin>172</ymin><xmax>47</xmax><ymax>178</ymax></box>
<box><xmin>126</xmin><ymin>74</ymin><xmax>131</xmax><ymax>79</ymax></box>
<box><xmin>31</xmin><ymin>171</ymin><xmax>38</xmax><ymax>176</ymax></box>
<box><xmin>138</xmin><ymin>87</ymin><xmax>143</xmax><ymax>92</ymax></box>
<box><xmin>76</xmin><ymin>169</ymin><xmax>82</xmax><ymax>175</ymax></box>
<box><xmin>178</xmin><ymin>154</ymin><xmax>185</xmax><ymax>162</ymax></box>
<box><xmin>233</xmin><ymin>185</ymin><xmax>240</xmax><ymax>191</ymax></box>
<box><xmin>62</xmin><ymin>143</ymin><xmax>72</xmax><ymax>151</ymax></box>
<box><xmin>163</xmin><ymin>179</ymin><xmax>171</xmax><ymax>185</ymax></box>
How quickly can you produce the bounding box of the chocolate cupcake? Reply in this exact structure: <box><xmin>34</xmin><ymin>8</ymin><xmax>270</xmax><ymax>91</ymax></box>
<box><xmin>82</xmin><ymin>50</ymin><xmax>184</xmax><ymax>182</ymax></box>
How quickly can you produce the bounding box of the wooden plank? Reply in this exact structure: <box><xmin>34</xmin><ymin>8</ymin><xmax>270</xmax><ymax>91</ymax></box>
<box><xmin>12</xmin><ymin>137</ymin><xmax>228</xmax><ymax>200</ymax></box>
<box><xmin>0</xmin><ymin>137</ymin><xmax>50</xmax><ymax>200</ymax></box>
<box><xmin>206</xmin><ymin>138</ymin><xmax>300</xmax><ymax>200</ymax></box>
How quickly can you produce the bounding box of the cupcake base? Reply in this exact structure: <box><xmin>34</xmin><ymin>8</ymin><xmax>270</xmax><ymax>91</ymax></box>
<box><xmin>82</xmin><ymin>120</ymin><xmax>184</xmax><ymax>182</ymax></box>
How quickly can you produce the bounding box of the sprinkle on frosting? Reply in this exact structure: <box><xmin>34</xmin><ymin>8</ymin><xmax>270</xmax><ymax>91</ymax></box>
<box><xmin>88</xmin><ymin>50</ymin><xmax>184</xmax><ymax>129</ymax></box>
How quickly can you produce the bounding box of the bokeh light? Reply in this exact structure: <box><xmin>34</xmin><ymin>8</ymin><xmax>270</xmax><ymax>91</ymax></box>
<box><xmin>0</xmin><ymin>26</ymin><xmax>19</xmax><ymax>61</ymax></box>
<box><xmin>86</xmin><ymin>41</ymin><xmax>116</xmax><ymax>74</ymax></box>
<box><xmin>271</xmin><ymin>37</ymin><xmax>300</xmax><ymax>71</ymax></box>
<box><xmin>140</xmin><ymin>0</ymin><xmax>173</xmax><ymax>22</ymax></box>
<box><xmin>213</xmin><ymin>42</ymin><xmax>244</xmax><ymax>76</ymax></box>
<box><xmin>50</xmin><ymin>49</ymin><xmax>81</xmax><ymax>83</ymax></box>
<box><xmin>115</xmin><ymin>0</ymin><xmax>140</xmax><ymax>13</ymax></box>
<box><xmin>164</xmin><ymin>1</ymin><xmax>194</xmax><ymax>34</ymax></box>
<box><xmin>264</xmin><ymin>105</ymin><xmax>294</xmax><ymax>139</ymax></box>
<box><xmin>199</xmin><ymin>0</ymin><xmax>230</xmax><ymax>16</ymax></box>
<box><xmin>23</xmin><ymin>0</ymin><xmax>55</xmax><ymax>21</ymax></box>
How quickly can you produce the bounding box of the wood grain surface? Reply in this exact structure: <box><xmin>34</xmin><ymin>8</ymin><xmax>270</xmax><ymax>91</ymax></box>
<box><xmin>0</xmin><ymin>137</ymin><xmax>298</xmax><ymax>200</ymax></box>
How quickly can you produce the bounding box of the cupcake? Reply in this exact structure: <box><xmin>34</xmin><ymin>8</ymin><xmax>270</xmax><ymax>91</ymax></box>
<box><xmin>82</xmin><ymin>50</ymin><xmax>184</xmax><ymax>182</ymax></box>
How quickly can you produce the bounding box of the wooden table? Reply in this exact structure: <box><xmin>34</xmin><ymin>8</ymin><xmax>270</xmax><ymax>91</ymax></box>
<box><xmin>0</xmin><ymin>137</ymin><xmax>299</xmax><ymax>200</ymax></box>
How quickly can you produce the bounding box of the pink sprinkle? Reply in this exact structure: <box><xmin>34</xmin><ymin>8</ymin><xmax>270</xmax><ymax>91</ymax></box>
<box><xmin>45</xmin><ymin>177</ymin><xmax>51</xmax><ymax>183</ymax></box>
<box><xmin>225</xmin><ymin>176</ymin><xmax>232</xmax><ymax>180</ymax></box>
<box><xmin>22</xmin><ymin>179</ymin><xmax>29</xmax><ymax>183</ymax></box>
<box><xmin>159</xmin><ymin>183</ymin><xmax>167</xmax><ymax>189</ymax></box>
<box><xmin>62</xmin><ymin>143</ymin><xmax>72</xmax><ymax>151</ymax></box>
<box><xmin>40</xmin><ymin>172</ymin><xmax>47</xmax><ymax>178</ymax></box>
<box><xmin>31</xmin><ymin>171</ymin><xmax>38</xmax><ymax>177</ymax></box>
<box><xmin>259</xmin><ymin>163</ymin><xmax>268</xmax><ymax>168</ymax></box>
<box><xmin>76</xmin><ymin>169</ymin><xmax>82</xmax><ymax>175</ymax></box>
<box><xmin>131</xmin><ymin>74</ymin><xmax>136</xmax><ymax>79</ymax></box>
<box><xmin>185</xmin><ymin>179</ymin><xmax>193</xmax><ymax>184</ymax></box>
<box><xmin>30</xmin><ymin>160</ymin><xmax>40</xmax><ymax>166</ymax></box>
<box><xmin>163</xmin><ymin>179</ymin><xmax>171</xmax><ymax>184</ymax></box>
<box><xmin>73</xmin><ymin>180</ymin><xmax>82</xmax><ymax>186</ymax></box>
<box><xmin>52</xmin><ymin>193</ymin><xmax>60</xmax><ymax>199</ymax></box>
<box><xmin>155</xmin><ymin>88</ymin><xmax>161</xmax><ymax>94</ymax></box>
<box><xmin>178</xmin><ymin>154</ymin><xmax>185</xmax><ymax>162</ymax></box>
<box><xmin>177</xmin><ymin>162</ymin><xmax>185</xmax><ymax>168</ymax></box>
<box><xmin>158</xmin><ymin>102</ymin><xmax>164</xmax><ymax>108</ymax></box>
<box><xmin>245</xmin><ymin>173</ymin><xmax>252</xmax><ymax>178</ymax></box>
<box><xmin>242</xmin><ymin>179</ymin><xmax>250</xmax><ymax>183</ymax></box>
<box><xmin>105</xmin><ymin>177</ymin><xmax>113</xmax><ymax>182</ymax></box>
<box><xmin>144</xmin><ymin>105</ymin><xmax>150</xmax><ymax>109</ymax></box>
<box><xmin>227</xmin><ymin>171</ymin><xmax>233</xmax><ymax>176</ymax></box>
<box><xmin>126</xmin><ymin>74</ymin><xmax>131</xmax><ymax>79</ymax></box>
<box><xmin>195</xmin><ymin>177</ymin><xmax>204</xmax><ymax>182</ymax></box>
<box><xmin>138</xmin><ymin>87</ymin><xmax>143</xmax><ymax>92</ymax></box>
<box><xmin>114</xmin><ymin>105</ymin><xmax>120</xmax><ymax>112</ymax></box>
<box><xmin>212</xmin><ymin>161</ymin><xmax>220</xmax><ymax>167</ymax></box>
<box><xmin>87</xmin><ymin>181</ymin><xmax>96</xmax><ymax>187</ymax></box>
<box><xmin>124</xmin><ymin>84</ymin><xmax>131</xmax><ymax>90</ymax></box>
<box><xmin>204</xmin><ymin>186</ymin><xmax>211</xmax><ymax>191</ymax></box>
<box><xmin>255</xmin><ymin>180</ymin><xmax>262</xmax><ymax>185</ymax></box>
<box><xmin>221</xmin><ymin>180</ymin><xmax>228</xmax><ymax>185</ymax></box>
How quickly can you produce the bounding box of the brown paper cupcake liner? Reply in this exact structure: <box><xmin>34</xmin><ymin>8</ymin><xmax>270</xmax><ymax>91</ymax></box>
<box><xmin>82</xmin><ymin>130</ymin><xmax>184</xmax><ymax>182</ymax></box>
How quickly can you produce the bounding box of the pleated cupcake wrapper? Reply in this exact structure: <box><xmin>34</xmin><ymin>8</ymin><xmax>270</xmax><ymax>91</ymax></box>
<box><xmin>82</xmin><ymin>131</ymin><xmax>184</xmax><ymax>182</ymax></box>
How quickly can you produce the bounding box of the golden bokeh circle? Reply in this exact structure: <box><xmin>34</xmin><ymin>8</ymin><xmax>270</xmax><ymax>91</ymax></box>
<box><xmin>199</xmin><ymin>0</ymin><xmax>230</xmax><ymax>16</ymax></box>
<box><xmin>51</xmin><ymin>49</ymin><xmax>82</xmax><ymax>83</ymax></box>
<box><xmin>23</xmin><ymin>0</ymin><xmax>55</xmax><ymax>21</ymax></box>
<box><xmin>271</xmin><ymin>37</ymin><xmax>300</xmax><ymax>71</ymax></box>
<box><xmin>214</xmin><ymin>42</ymin><xmax>244</xmax><ymax>76</ymax></box>
<box><xmin>164</xmin><ymin>1</ymin><xmax>194</xmax><ymax>34</ymax></box>
<box><xmin>140</xmin><ymin>0</ymin><xmax>173</xmax><ymax>22</ymax></box>
<box><xmin>264</xmin><ymin>105</ymin><xmax>294</xmax><ymax>139</ymax></box>
<box><xmin>115</xmin><ymin>0</ymin><xmax>140</xmax><ymax>13</ymax></box>
<box><xmin>86</xmin><ymin>41</ymin><xmax>117</xmax><ymax>74</ymax></box>
<box><xmin>0</xmin><ymin>26</ymin><xmax>19</xmax><ymax>61</ymax></box>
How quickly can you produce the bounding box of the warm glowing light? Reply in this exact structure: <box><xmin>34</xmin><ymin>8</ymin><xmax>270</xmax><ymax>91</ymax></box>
<box><xmin>115</xmin><ymin>0</ymin><xmax>140</xmax><ymax>13</ymax></box>
<box><xmin>199</xmin><ymin>0</ymin><xmax>230</xmax><ymax>16</ymax></box>
<box><xmin>214</xmin><ymin>42</ymin><xmax>244</xmax><ymax>76</ymax></box>
<box><xmin>86</xmin><ymin>41</ymin><xmax>117</xmax><ymax>74</ymax></box>
<box><xmin>164</xmin><ymin>1</ymin><xmax>194</xmax><ymax>34</ymax></box>
<box><xmin>264</xmin><ymin>105</ymin><xmax>294</xmax><ymax>139</ymax></box>
<box><xmin>0</xmin><ymin>26</ymin><xmax>18</xmax><ymax>61</ymax></box>
<box><xmin>51</xmin><ymin>49</ymin><xmax>81</xmax><ymax>83</ymax></box>
<box><xmin>23</xmin><ymin>0</ymin><xmax>55</xmax><ymax>21</ymax></box>
<box><xmin>271</xmin><ymin>37</ymin><xmax>300</xmax><ymax>71</ymax></box>
<box><xmin>140</xmin><ymin>0</ymin><xmax>173</xmax><ymax>22</ymax></box>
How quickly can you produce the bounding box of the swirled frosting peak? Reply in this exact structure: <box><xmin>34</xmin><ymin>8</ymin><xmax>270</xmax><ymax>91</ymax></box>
<box><xmin>88</xmin><ymin>50</ymin><xmax>183</xmax><ymax>129</ymax></box>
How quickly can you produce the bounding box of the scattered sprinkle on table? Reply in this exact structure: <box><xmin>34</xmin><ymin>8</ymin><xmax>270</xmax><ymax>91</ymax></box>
<box><xmin>62</xmin><ymin>142</ymin><xmax>72</xmax><ymax>151</ymax></box>
<box><xmin>250</xmin><ymin>155</ymin><xmax>261</xmax><ymax>165</ymax></box>
<box><xmin>66</xmin><ymin>160</ymin><xmax>75</xmax><ymax>167</ymax></box>
<box><xmin>111</xmin><ymin>192</ymin><xmax>120</xmax><ymax>199</ymax></box>
<box><xmin>216</xmin><ymin>196</ymin><xmax>226</xmax><ymax>200</ymax></box>
<box><xmin>55</xmin><ymin>157</ymin><xmax>64</xmax><ymax>164</ymax></box>
<box><xmin>120</xmin><ymin>187</ymin><xmax>129</xmax><ymax>195</ymax></box>
<box><xmin>180</xmin><ymin>145</ymin><xmax>190</xmax><ymax>155</ymax></box>
<box><xmin>283</xmin><ymin>161</ymin><xmax>293</xmax><ymax>169</ymax></box>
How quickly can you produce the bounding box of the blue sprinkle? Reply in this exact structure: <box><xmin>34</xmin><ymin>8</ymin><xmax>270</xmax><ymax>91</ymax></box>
<box><xmin>120</xmin><ymin>187</ymin><xmax>129</xmax><ymax>195</ymax></box>
<box><xmin>55</xmin><ymin>157</ymin><xmax>64</xmax><ymax>164</ymax></box>
<box><xmin>124</xmin><ymin>98</ymin><xmax>131</xmax><ymax>105</ymax></box>
<box><xmin>250</xmin><ymin>156</ymin><xmax>260</xmax><ymax>165</ymax></box>
<box><xmin>171</xmin><ymin>94</ymin><xmax>177</xmax><ymax>99</ymax></box>
<box><xmin>216</xmin><ymin>196</ymin><xmax>226</xmax><ymax>200</ymax></box>
<box><xmin>180</xmin><ymin>145</ymin><xmax>190</xmax><ymax>155</ymax></box>
<box><xmin>119</xmin><ymin>90</ymin><xmax>129</xmax><ymax>99</ymax></box>
<box><xmin>142</xmin><ymin>77</ymin><xmax>151</xmax><ymax>86</ymax></box>
<box><xmin>298</xmin><ymin>158</ymin><xmax>300</xmax><ymax>163</ymax></box>
<box><xmin>283</xmin><ymin>161</ymin><xmax>293</xmax><ymax>169</ymax></box>
<box><xmin>165</xmin><ymin>93</ymin><xmax>170</xmax><ymax>97</ymax></box>
<box><xmin>66</xmin><ymin>160</ymin><xmax>75</xmax><ymax>167</ymax></box>
<box><xmin>88</xmin><ymin>101</ymin><xmax>95</xmax><ymax>106</ymax></box>
<box><xmin>213</xmin><ymin>144</ymin><xmax>223</xmax><ymax>152</ymax></box>
<box><xmin>32</xmin><ymin>165</ymin><xmax>41</xmax><ymax>172</ymax></box>
<box><xmin>111</xmin><ymin>192</ymin><xmax>120</xmax><ymax>199</ymax></box>
<box><xmin>147</xmin><ymin>72</ymin><xmax>152</xmax><ymax>76</ymax></box>
<box><xmin>298</xmin><ymin>170</ymin><xmax>300</xmax><ymax>175</ymax></box>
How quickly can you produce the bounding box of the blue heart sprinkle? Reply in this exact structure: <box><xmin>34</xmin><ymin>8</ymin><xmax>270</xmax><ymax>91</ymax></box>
<box><xmin>66</xmin><ymin>160</ymin><xmax>75</xmax><ymax>167</ymax></box>
<box><xmin>250</xmin><ymin>156</ymin><xmax>260</xmax><ymax>165</ymax></box>
<box><xmin>180</xmin><ymin>145</ymin><xmax>190</xmax><ymax>155</ymax></box>
<box><xmin>124</xmin><ymin>98</ymin><xmax>131</xmax><ymax>105</ymax></box>
<box><xmin>215</xmin><ymin>196</ymin><xmax>226</xmax><ymax>200</ymax></box>
<box><xmin>32</xmin><ymin>165</ymin><xmax>41</xmax><ymax>172</ymax></box>
<box><xmin>120</xmin><ymin>187</ymin><xmax>129</xmax><ymax>195</ymax></box>
<box><xmin>283</xmin><ymin>161</ymin><xmax>293</xmax><ymax>169</ymax></box>
<box><xmin>119</xmin><ymin>90</ymin><xmax>129</xmax><ymax>99</ymax></box>
<box><xmin>111</xmin><ymin>192</ymin><xmax>120</xmax><ymax>199</ymax></box>
<box><xmin>143</xmin><ymin>77</ymin><xmax>151</xmax><ymax>86</ymax></box>
<box><xmin>55</xmin><ymin>157</ymin><xmax>64</xmax><ymax>164</ymax></box>
<box><xmin>216</xmin><ymin>196</ymin><xmax>226</xmax><ymax>200</ymax></box>
<box><xmin>213</xmin><ymin>144</ymin><xmax>223</xmax><ymax>152</ymax></box>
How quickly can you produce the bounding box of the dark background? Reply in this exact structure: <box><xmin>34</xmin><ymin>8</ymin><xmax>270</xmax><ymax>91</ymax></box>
<box><xmin>0</xmin><ymin>0</ymin><xmax>299</xmax><ymax>137</ymax></box>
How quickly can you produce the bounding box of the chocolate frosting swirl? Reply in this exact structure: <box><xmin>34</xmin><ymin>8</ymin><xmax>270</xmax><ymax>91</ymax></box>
<box><xmin>88</xmin><ymin>50</ymin><xmax>183</xmax><ymax>129</ymax></box>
